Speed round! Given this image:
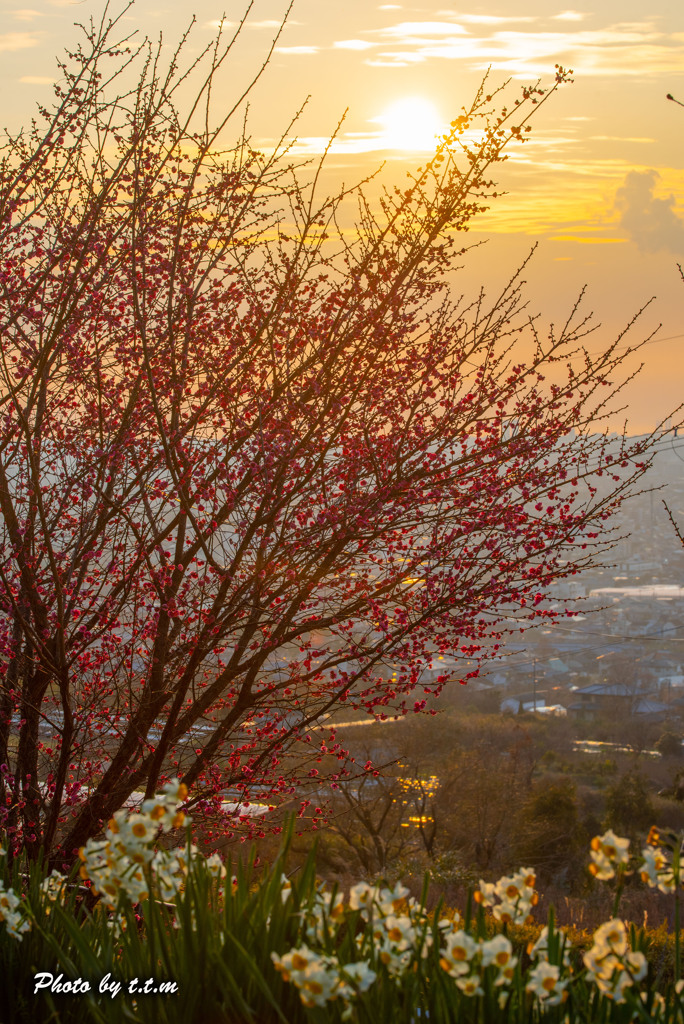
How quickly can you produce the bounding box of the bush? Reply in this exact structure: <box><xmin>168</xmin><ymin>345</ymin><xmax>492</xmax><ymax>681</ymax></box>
<box><xmin>513</xmin><ymin>782</ymin><xmax>585</xmax><ymax>888</ymax></box>
<box><xmin>604</xmin><ymin>769</ymin><xmax>655</xmax><ymax>839</ymax></box>
<box><xmin>656</xmin><ymin>732</ymin><xmax>684</xmax><ymax>759</ymax></box>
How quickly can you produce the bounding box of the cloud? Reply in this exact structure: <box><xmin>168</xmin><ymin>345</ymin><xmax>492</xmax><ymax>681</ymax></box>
<box><xmin>249</xmin><ymin>20</ymin><xmax>289</xmax><ymax>29</ymax></box>
<box><xmin>590</xmin><ymin>135</ymin><xmax>655</xmax><ymax>143</ymax></box>
<box><xmin>379</xmin><ymin>21</ymin><xmax>469</xmax><ymax>38</ymax></box>
<box><xmin>436</xmin><ymin>10</ymin><xmax>537</xmax><ymax>24</ymax></box>
<box><xmin>274</xmin><ymin>45</ymin><xmax>318</xmax><ymax>55</ymax></box>
<box><xmin>553</xmin><ymin>11</ymin><xmax>586</xmax><ymax>21</ymax></box>
<box><xmin>365</xmin><ymin>54</ymin><xmax>426</xmax><ymax>68</ymax></box>
<box><xmin>334</xmin><ymin>39</ymin><xmax>376</xmax><ymax>50</ymax></box>
<box><xmin>0</xmin><ymin>31</ymin><xmax>39</xmax><ymax>51</ymax></box>
<box><xmin>365</xmin><ymin>20</ymin><xmax>684</xmax><ymax>76</ymax></box>
<box><xmin>205</xmin><ymin>17</ymin><xmax>300</xmax><ymax>30</ymax></box>
<box><xmin>616</xmin><ymin>170</ymin><xmax>684</xmax><ymax>254</ymax></box>
<box><xmin>11</xmin><ymin>9</ymin><xmax>42</xmax><ymax>22</ymax></box>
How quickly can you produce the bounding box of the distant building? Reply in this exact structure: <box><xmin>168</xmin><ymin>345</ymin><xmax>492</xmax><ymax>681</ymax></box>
<box><xmin>547</xmin><ymin>657</ymin><xmax>570</xmax><ymax>675</ymax></box>
<box><xmin>659</xmin><ymin>674</ymin><xmax>684</xmax><ymax>690</ymax></box>
<box><xmin>566</xmin><ymin>682</ymin><xmax>668</xmax><ymax>722</ymax></box>
<box><xmin>500</xmin><ymin>693</ymin><xmax>547</xmax><ymax>714</ymax></box>
<box><xmin>548</xmin><ymin>580</ymin><xmax>587</xmax><ymax>600</ymax></box>
<box><xmin>589</xmin><ymin>586</ymin><xmax>684</xmax><ymax>600</ymax></box>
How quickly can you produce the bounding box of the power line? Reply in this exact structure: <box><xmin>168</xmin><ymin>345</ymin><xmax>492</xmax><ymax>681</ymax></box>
<box><xmin>488</xmin><ymin>633</ymin><xmax>677</xmax><ymax>675</ymax></box>
<box><xmin>598</xmin><ymin>330</ymin><xmax>684</xmax><ymax>356</ymax></box>
<box><xmin>473</xmin><ymin>615</ymin><xmax>684</xmax><ymax>676</ymax></box>
<box><xmin>536</xmin><ymin>619</ymin><xmax>684</xmax><ymax>644</ymax></box>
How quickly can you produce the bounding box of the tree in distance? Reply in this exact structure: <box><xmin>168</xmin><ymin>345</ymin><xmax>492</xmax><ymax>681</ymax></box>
<box><xmin>0</xmin><ymin>3</ymin><xmax>660</xmax><ymax>863</ymax></box>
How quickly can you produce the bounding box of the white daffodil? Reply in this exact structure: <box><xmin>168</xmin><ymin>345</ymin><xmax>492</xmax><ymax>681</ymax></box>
<box><xmin>152</xmin><ymin>853</ymin><xmax>183</xmax><ymax>901</ymax></box>
<box><xmin>526</xmin><ymin>961</ymin><xmax>568</xmax><ymax>1006</ymax></box>
<box><xmin>272</xmin><ymin>947</ymin><xmax>350</xmax><ymax>1009</ymax></box>
<box><xmin>316</xmin><ymin>889</ymin><xmax>345</xmax><ymax>919</ymax></box>
<box><xmin>376</xmin><ymin>881</ymin><xmax>413</xmax><ymax>917</ymax></box>
<box><xmin>481</xmin><ymin>933</ymin><xmax>517</xmax><ymax>979</ymax></box>
<box><xmin>205</xmin><ymin>852</ymin><xmax>227</xmax><ymax>879</ymax></box>
<box><xmin>474</xmin><ymin>880</ymin><xmax>496</xmax><ymax>907</ymax></box>
<box><xmin>0</xmin><ymin>883</ymin><xmax>30</xmax><ymax>941</ymax></box>
<box><xmin>584</xmin><ymin>949</ymin><xmax>621</xmax><ymax>983</ymax></box>
<box><xmin>591</xmin><ymin>918</ymin><xmax>629</xmax><ymax>958</ymax></box>
<box><xmin>440</xmin><ymin>929</ymin><xmax>478</xmax><ymax>977</ymax></box>
<box><xmin>584</xmin><ymin>917</ymin><xmax>646</xmax><ymax>1005</ymax></box>
<box><xmin>640</xmin><ymin>845</ymin><xmax>675</xmax><ymax>893</ymax></box>
<box><xmin>456</xmin><ymin>974</ymin><xmax>484</xmax><ymax>997</ymax></box>
<box><xmin>589</xmin><ymin>830</ymin><xmax>630</xmax><ymax>880</ymax></box>
<box><xmin>3</xmin><ymin>910</ymin><xmax>31</xmax><ymax>941</ymax></box>
<box><xmin>528</xmin><ymin>925</ymin><xmax>572</xmax><ymax>966</ymax></box>
<box><xmin>382</xmin><ymin>914</ymin><xmax>416</xmax><ymax>951</ymax></box>
<box><xmin>339</xmin><ymin>960</ymin><xmax>376</xmax><ymax>995</ymax></box>
<box><xmin>492</xmin><ymin>899</ymin><xmax>526</xmax><ymax>925</ymax></box>
<box><xmin>437</xmin><ymin>910</ymin><xmax>462</xmax><ymax>933</ymax></box>
<box><xmin>377</xmin><ymin>942</ymin><xmax>413</xmax><ymax>977</ymax></box>
<box><xmin>272</xmin><ymin>944</ymin><xmax>319</xmax><ymax>980</ymax></box>
<box><xmin>608</xmin><ymin>968</ymin><xmax>635</xmax><ymax>1004</ymax></box>
<box><xmin>348</xmin><ymin>882</ymin><xmax>375</xmax><ymax>908</ymax></box>
<box><xmin>298</xmin><ymin>963</ymin><xmax>339</xmax><ymax>1008</ymax></box>
<box><xmin>39</xmin><ymin>869</ymin><xmax>67</xmax><ymax>913</ymax></box>
<box><xmin>476</xmin><ymin>868</ymin><xmax>538</xmax><ymax>924</ymax></box>
<box><xmin>174</xmin><ymin>844</ymin><xmax>200</xmax><ymax>875</ymax></box>
<box><xmin>625</xmin><ymin>950</ymin><xmax>647</xmax><ymax>983</ymax></box>
<box><xmin>119</xmin><ymin>813</ymin><xmax>158</xmax><ymax>847</ymax></box>
<box><xmin>280</xmin><ymin>874</ymin><xmax>293</xmax><ymax>904</ymax></box>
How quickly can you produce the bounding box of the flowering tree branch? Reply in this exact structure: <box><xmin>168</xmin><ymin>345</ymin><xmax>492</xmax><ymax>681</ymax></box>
<box><xmin>0</xmin><ymin>5</ymin><xmax>662</xmax><ymax>864</ymax></box>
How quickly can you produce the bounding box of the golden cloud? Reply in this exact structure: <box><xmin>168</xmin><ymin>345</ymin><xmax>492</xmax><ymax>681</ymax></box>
<box><xmin>365</xmin><ymin>20</ymin><xmax>684</xmax><ymax>77</ymax></box>
<box><xmin>11</xmin><ymin>9</ymin><xmax>42</xmax><ymax>22</ymax></box>
<box><xmin>334</xmin><ymin>40</ymin><xmax>376</xmax><ymax>50</ymax></box>
<box><xmin>274</xmin><ymin>45</ymin><xmax>319</xmax><ymax>55</ymax></box>
<box><xmin>0</xmin><ymin>31</ymin><xmax>39</xmax><ymax>51</ymax></box>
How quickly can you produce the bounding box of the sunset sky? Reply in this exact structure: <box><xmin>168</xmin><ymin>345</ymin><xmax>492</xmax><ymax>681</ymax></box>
<box><xmin>2</xmin><ymin>0</ymin><xmax>683</xmax><ymax>432</ymax></box>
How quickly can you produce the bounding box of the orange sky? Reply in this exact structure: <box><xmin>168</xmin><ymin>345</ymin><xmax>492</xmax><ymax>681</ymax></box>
<box><xmin>2</xmin><ymin>0</ymin><xmax>683</xmax><ymax>432</ymax></box>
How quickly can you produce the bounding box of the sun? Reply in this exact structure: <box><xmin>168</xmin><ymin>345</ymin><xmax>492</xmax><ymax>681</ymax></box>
<box><xmin>375</xmin><ymin>97</ymin><xmax>444</xmax><ymax>152</ymax></box>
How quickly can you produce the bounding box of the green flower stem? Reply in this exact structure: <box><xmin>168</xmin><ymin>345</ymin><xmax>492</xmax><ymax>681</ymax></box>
<box><xmin>675</xmin><ymin>884</ymin><xmax>681</xmax><ymax>985</ymax></box>
<box><xmin>674</xmin><ymin>839</ymin><xmax>682</xmax><ymax>985</ymax></box>
<box><xmin>612</xmin><ymin>865</ymin><xmax>625</xmax><ymax>921</ymax></box>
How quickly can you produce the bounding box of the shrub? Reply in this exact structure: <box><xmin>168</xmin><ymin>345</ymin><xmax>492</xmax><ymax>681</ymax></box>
<box><xmin>604</xmin><ymin>770</ymin><xmax>656</xmax><ymax>839</ymax></box>
<box><xmin>513</xmin><ymin>782</ymin><xmax>585</xmax><ymax>888</ymax></box>
<box><xmin>657</xmin><ymin>733</ymin><xmax>684</xmax><ymax>760</ymax></box>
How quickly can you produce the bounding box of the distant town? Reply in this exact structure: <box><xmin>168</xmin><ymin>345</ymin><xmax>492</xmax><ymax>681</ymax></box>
<box><xmin>468</xmin><ymin>432</ymin><xmax>684</xmax><ymax>723</ymax></box>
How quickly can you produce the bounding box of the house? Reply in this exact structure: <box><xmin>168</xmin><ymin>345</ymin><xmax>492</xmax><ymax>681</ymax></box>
<box><xmin>566</xmin><ymin>682</ymin><xmax>668</xmax><ymax>721</ymax></box>
<box><xmin>659</xmin><ymin>674</ymin><xmax>684</xmax><ymax>691</ymax></box>
<box><xmin>500</xmin><ymin>692</ymin><xmax>547</xmax><ymax>714</ymax></box>
<box><xmin>631</xmin><ymin>698</ymin><xmax>670</xmax><ymax>723</ymax></box>
<box><xmin>546</xmin><ymin>658</ymin><xmax>570</xmax><ymax>676</ymax></box>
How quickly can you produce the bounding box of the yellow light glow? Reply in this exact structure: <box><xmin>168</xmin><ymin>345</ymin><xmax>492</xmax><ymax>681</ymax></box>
<box><xmin>375</xmin><ymin>97</ymin><xmax>444</xmax><ymax>152</ymax></box>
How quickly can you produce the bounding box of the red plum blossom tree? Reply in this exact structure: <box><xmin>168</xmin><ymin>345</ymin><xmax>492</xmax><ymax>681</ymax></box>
<box><xmin>0</xmin><ymin>5</ymin><xmax>657</xmax><ymax>862</ymax></box>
